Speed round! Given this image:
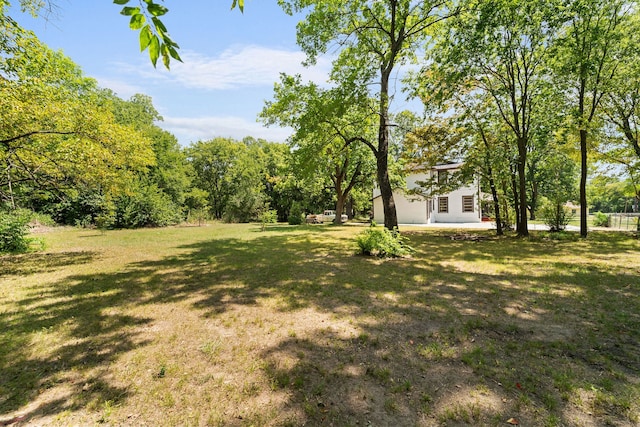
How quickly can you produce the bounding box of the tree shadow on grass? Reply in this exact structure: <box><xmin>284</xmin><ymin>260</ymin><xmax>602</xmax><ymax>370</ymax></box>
<box><xmin>0</xmin><ymin>250</ymin><xmax>150</xmax><ymax>421</ymax></box>
<box><xmin>1</xmin><ymin>228</ymin><xmax>638</xmax><ymax>425</ymax></box>
<box><xmin>0</xmin><ymin>251</ymin><xmax>97</xmax><ymax>277</ymax></box>
<box><xmin>114</xmin><ymin>230</ymin><xmax>639</xmax><ymax>424</ymax></box>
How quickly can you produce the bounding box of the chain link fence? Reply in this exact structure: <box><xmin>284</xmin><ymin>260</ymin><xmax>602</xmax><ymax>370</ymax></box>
<box><xmin>600</xmin><ymin>213</ymin><xmax>640</xmax><ymax>231</ymax></box>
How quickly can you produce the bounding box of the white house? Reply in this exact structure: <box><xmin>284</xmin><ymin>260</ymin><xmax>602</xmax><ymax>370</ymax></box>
<box><xmin>372</xmin><ymin>163</ymin><xmax>483</xmax><ymax>224</ymax></box>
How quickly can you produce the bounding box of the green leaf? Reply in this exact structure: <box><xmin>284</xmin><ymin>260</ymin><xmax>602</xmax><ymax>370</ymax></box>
<box><xmin>113</xmin><ymin>0</ymin><xmax>130</xmax><ymax>4</ymax></box>
<box><xmin>231</xmin><ymin>0</ymin><xmax>244</xmax><ymax>13</ymax></box>
<box><xmin>149</xmin><ymin>35</ymin><xmax>160</xmax><ymax>68</ymax></box>
<box><xmin>147</xmin><ymin>3</ymin><xmax>169</xmax><ymax>17</ymax></box>
<box><xmin>129</xmin><ymin>13</ymin><xmax>146</xmax><ymax>30</ymax></box>
<box><xmin>161</xmin><ymin>43</ymin><xmax>170</xmax><ymax>69</ymax></box>
<box><xmin>120</xmin><ymin>6</ymin><xmax>139</xmax><ymax>16</ymax></box>
<box><xmin>167</xmin><ymin>45</ymin><xmax>182</xmax><ymax>62</ymax></box>
<box><xmin>152</xmin><ymin>17</ymin><xmax>167</xmax><ymax>34</ymax></box>
<box><xmin>139</xmin><ymin>25</ymin><xmax>153</xmax><ymax>51</ymax></box>
<box><xmin>161</xmin><ymin>34</ymin><xmax>180</xmax><ymax>49</ymax></box>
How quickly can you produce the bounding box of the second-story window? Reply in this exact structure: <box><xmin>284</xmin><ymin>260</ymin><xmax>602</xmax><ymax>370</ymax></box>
<box><xmin>437</xmin><ymin>170</ymin><xmax>448</xmax><ymax>184</ymax></box>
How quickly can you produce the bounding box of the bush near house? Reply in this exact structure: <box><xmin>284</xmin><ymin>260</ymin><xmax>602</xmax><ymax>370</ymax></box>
<box><xmin>355</xmin><ymin>223</ymin><xmax>413</xmax><ymax>257</ymax></box>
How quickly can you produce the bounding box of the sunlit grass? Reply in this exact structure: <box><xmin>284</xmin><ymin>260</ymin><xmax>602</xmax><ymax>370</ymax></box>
<box><xmin>1</xmin><ymin>223</ymin><xmax>638</xmax><ymax>426</ymax></box>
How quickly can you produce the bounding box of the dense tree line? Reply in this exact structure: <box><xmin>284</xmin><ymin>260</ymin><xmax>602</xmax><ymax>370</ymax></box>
<box><xmin>265</xmin><ymin>0</ymin><xmax>639</xmax><ymax>235</ymax></box>
<box><xmin>0</xmin><ymin>22</ymin><xmax>371</xmax><ymax>227</ymax></box>
<box><xmin>2</xmin><ymin>0</ymin><xmax>639</xmax><ymax>238</ymax></box>
<box><xmin>0</xmin><ymin>3</ymin><xmax>378</xmax><ymax>230</ymax></box>
<box><xmin>416</xmin><ymin>0</ymin><xmax>639</xmax><ymax>236</ymax></box>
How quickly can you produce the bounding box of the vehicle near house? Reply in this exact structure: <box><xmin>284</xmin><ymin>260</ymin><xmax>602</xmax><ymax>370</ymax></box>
<box><xmin>321</xmin><ymin>210</ymin><xmax>349</xmax><ymax>223</ymax></box>
<box><xmin>305</xmin><ymin>210</ymin><xmax>348</xmax><ymax>224</ymax></box>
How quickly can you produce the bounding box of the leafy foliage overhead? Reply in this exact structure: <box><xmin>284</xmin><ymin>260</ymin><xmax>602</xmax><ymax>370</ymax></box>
<box><xmin>0</xmin><ymin>18</ymin><xmax>155</xmax><ymax>204</ymax></box>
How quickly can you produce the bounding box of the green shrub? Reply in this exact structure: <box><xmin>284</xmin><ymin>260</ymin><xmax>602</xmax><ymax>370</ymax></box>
<box><xmin>50</xmin><ymin>191</ymin><xmax>106</xmax><ymax>226</ymax></box>
<box><xmin>540</xmin><ymin>201</ymin><xmax>573</xmax><ymax>232</ymax></box>
<box><xmin>223</xmin><ymin>187</ymin><xmax>266</xmax><ymax>223</ymax></box>
<box><xmin>259</xmin><ymin>209</ymin><xmax>278</xmax><ymax>231</ymax></box>
<box><xmin>29</xmin><ymin>211</ymin><xmax>56</xmax><ymax>227</ymax></box>
<box><xmin>288</xmin><ymin>202</ymin><xmax>303</xmax><ymax>225</ymax></box>
<box><xmin>0</xmin><ymin>210</ymin><xmax>31</xmax><ymax>253</ymax></box>
<box><xmin>593</xmin><ymin>211</ymin><xmax>610</xmax><ymax>227</ymax></box>
<box><xmin>355</xmin><ymin>223</ymin><xmax>413</xmax><ymax>257</ymax></box>
<box><xmin>115</xmin><ymin>184</ymin><xmax>182</xmax><ymax>228</ymax></box>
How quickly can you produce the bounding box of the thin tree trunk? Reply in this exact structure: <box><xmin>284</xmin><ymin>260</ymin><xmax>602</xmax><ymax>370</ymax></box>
<box><xmin>6</xmin><ymin>162</ymin><xmax>15</xmax><ymax>210</ymax></box>
<box><xmin>501</xmin><ymin>179</ymin><xmax>511</xmax><ymax>229</ymax></box>
<box><xmin>346</xmin><ymin>196</ymin><xmax>354</xmax><ymax>219</ymax></box>
<box><xmin>475</xmin><ymin>111</ymin><xmax>502</xmax><ymax>235</ymax></box>
<box><xmin>483</xmin><ymin>152</ymin><xmax>503</xmax><ymax>236</ymax></box>
<box><xmin>488</xmin><ymin>170</ymin><xmax>503</xmax><ymax>236</ymax></box>
<box><xmin>580</xmin><ymin>128</ymin><xmax>588</xmax><ymax>238</ymax></box>
<box><xmin>529</xmin><ymin>180</ymin><xmax>538</xmax><ymax>220</ymax></box>
<box><xmin>516</xmin><ymin>137</ymin><xmax>529</xmax><ymax>237</ymax></box>
<box><xmin>510</xmin><ymin>164</ymin><xmax>520</xmax><ymax>232</ymax></box>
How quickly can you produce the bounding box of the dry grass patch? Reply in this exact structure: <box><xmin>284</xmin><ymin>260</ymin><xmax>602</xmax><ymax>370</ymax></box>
<box><xmin>0</xmin><ymin>224</ymin><xmax>638</xmax><ymax>426</ymax></box>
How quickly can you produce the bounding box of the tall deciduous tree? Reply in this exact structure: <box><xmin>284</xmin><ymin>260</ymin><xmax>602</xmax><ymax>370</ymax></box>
<box><xmin>261</xmin><ymin>74</ymin><xmax>376</xmax><ymax>224</ymax></box>
<box><xmin>109</xmin><ymin>93</ymin><xmax>192</xmax><ymax>207</ymax></box>
<box><xmin>279</xmin><ymin>0</ymin><xmax>458</xmax><ymax>230</ymax></box>
<box><xmin>601</xmin><ymin>10</ymin><xmax>640</xmax><ymax>188</ymax></box>
<box><xmin>187</xmin><ymin>138</ymin><xmax>243</xmax><ymax>220</ymax></box>
<box><xmin>553</xmin><ymin>0</ymin><xmax>631</xmax><ymax>237</ymax></box>
<box><xmin>426</xmin><ymin>0</ymin><xmax>559</xmax><ymax>236</ymax></box>
<box><xmin>0</xmin><ymin>18</ymin><xmax>155</xmax><ymax>207</ymax></box>
<box><xmin>187</xmin><ymin>138</ymin><xmax>285</xmax><ymax>223</ymax></box>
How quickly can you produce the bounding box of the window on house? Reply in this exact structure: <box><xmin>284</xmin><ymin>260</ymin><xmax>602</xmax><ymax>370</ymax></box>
<box><xmin>437</xmin><ymin>170</ymin><xmax>448</xmax><ymax>184</ymax></box>
<box><xmin>462</xmin><ymin>195</ymin><xmax>474</xmax><ymax>213</ymax></box>
<box><xmin>438</xmin><ymin>197</ymin><xmax>448</xmax><ymax>213</ymax></box>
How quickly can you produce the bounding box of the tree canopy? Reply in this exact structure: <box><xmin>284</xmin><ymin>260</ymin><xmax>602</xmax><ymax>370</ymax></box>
<box><xmin>0</xmin><ymin>18</ymin><xmax>155</xmax><ymax>207</ymax></box>
<box><xmin>277</xmin><ymin>0</ymin><xmax>459</xmax><ymax>229</ymax></box>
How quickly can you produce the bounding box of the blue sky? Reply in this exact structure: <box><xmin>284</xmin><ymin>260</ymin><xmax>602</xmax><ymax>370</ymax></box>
<box><xmin>9</xmin><ymin>1</ymin><xmax>329</xmax><ymax>145</ymax></box>
<box><xmin>10</xmin><ymin>1</ymin><xmax>420</xmax><ymax>146</ymax></box>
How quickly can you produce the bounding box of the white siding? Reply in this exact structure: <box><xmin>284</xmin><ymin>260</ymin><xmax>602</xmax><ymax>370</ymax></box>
<box><xmin>372</xmin><ymin>167</ymin><xmax>482</xmax><ymax>224</ymax></box>
<box><xmin>373</xmin><ymin>196</ymin><xmax>384</xmax><ymax>224</ymax></box>
<box><xmin>430</xmin><ymin>187</ymin><xmax>480</xmax><ymax>223</ymax></box>
<box><xmin>373</xmin><ymin>191</ymin><xmax>429</xmax><ymax>224</ymax></box>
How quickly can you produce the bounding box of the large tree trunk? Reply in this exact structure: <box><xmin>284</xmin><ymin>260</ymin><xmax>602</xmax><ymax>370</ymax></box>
<box><xmin>377</xmin><ymin>69</ymin><xmax>398</xmax><ymax>230</ymax></box>
<box><xmin>579</xmin><ymin>128</ymin><xmax>588</xmax><ymax>238</ymax></box>
<box><xmin>334</xmin><ymin>192</ymin><xmax>346</xmax><ymax>225</ymax></box>
<box><xmin>516</xmin><ymin>137</ymin><xmax>529</xmax><ymax>237</ymax></box>
<box><xmin>376</xmin><ymin>150</ymin><xmax>397</xmax><ymax>230</ymax></box>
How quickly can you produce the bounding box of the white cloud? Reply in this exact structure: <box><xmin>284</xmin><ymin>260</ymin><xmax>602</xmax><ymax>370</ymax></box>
<box><xmin>94</xmin><ymin>77</ymin><xmax>145</xmax><ymax>99</ymax></box>
<box><xmin>160</xmin><ymin>116</ymin><xmax>293</xmax><ymax>145</ymax></box>
<box><xmin>115</xmin><ymin>45</ymin><xmax>331</xmax><ymax>90</ymax></box>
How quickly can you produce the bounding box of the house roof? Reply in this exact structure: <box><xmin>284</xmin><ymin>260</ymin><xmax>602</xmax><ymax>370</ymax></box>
<box><xmin>403</xmin><ymin>162</ymin><xmax>464</xmax><ymax>173</ymax></box>
<box><xmin>431</xmin><ymin>162</ymin><xmax>464</xmax><ymax>171</ymax></box>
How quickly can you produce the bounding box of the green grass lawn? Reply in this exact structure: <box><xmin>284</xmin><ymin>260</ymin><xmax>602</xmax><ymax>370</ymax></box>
<box><xmin>1</xmin><ymin>223</ymin><xmax>639</xmax><ymax>426</ymax></box>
